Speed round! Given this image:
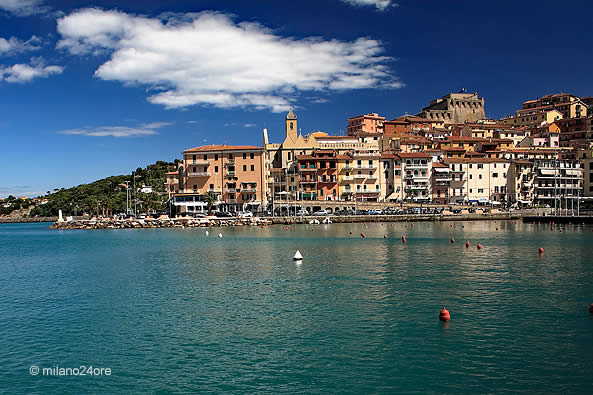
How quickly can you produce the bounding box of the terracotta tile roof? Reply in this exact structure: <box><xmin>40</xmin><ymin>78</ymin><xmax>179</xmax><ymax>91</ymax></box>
<box><xmin>397</xmin><ymin>152</ymin><xmax>432</xmax><ymax>158</ymax></box>
<box><xmin>184</xmin><ymin>144</ymin><xmax>262</xmax><ymax>153</ymax></box>
<box><xmin>432</xmin><ymin>162</ymin><xmax>448</xmax><ymax>168</ymax></box>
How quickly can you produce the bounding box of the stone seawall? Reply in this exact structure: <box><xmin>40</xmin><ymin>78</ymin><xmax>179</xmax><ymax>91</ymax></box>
<box><xmin>50</xmin><ymin>217</ymin><xmax>272</xmax><ymax>230</ymax></box>
<box><xmin>0</xmin><ymin>217</ymin><xmax>58</xmax><ymax>224</ymax></box>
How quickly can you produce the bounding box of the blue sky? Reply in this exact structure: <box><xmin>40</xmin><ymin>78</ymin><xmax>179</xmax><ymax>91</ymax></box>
<box><xmin>1</xmin><ymin>0</ymin><xmax>592</xmax><ymax>198</ymax></box>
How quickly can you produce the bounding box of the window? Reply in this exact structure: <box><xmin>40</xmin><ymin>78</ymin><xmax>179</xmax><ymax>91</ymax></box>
<box><xmin>470</xmin><ymin>174</ymin><xmax>473</xmax><ymax>179</ymax></box>
<box><xmin>469</xmin><ymin>164</ymin><xmax>472</xmax><ymax>169</ymax></box>
<box><xmin>203</xmin><ymin>155</ymin><xmax>207</xmax><ymax>161</ymax></box>
<box><xmin>193</xmin><ymin>184</ymin><xmax>197</xmax><ymax>190</ymax></box>
<box><xmin>479</xmin><ymin>174</ymin><xmax>482</xmax><ymax>180</ymax></box>
<box><xmin>228</xmin><ymin>154</ymin><xmax>233</xmax><ymax>159</ymax></box>
<box><xmin>214</xmin><ymin>154</ymin><xmax>218</xmax><ymax>161</ymax></box>
<box><xmin>478</xmin><ymin>188</ymin><xmax>484</xmax><ymax>193</ymax></box>
<box><xmin>209</xmin><ymin>183</ymin><xmax>214</xmax><ymax>190</ymax></box>
<box><xmin>478</xmin><ymin>164</ymin><xmax>483</xmax><ymax>169</ymax></box>
<box><xmin>251</xmin><ymin>165</ymin><xmax>254</xmax><ymax>171</ymax></box>
<box><xmin>470</xmin><ymin>189</ymin><xmax>473</xmax><ymax>193</ymax></box>
<box><xmin>243</xmin><ymin>153</ymin><xmax>246</xmax><ymax>159</ymax></box>
<box><xmin>215</xmin><ymin>166</ymin><xmax>219</xmax><ymax>173</ymax></box>
<box><xmin>192</xmin><ymin>166</ymin><xmax>196</xmax><ymax>172</ymax></box>
<box><xmin>250</xmin><ymin>153</ymin><xmax>254</xmax><ymax>159</ymax></box>
<box><xmin>243</xmin><ymin>165</ymin><xmax>247</xmax><ymax>171</ymax></box>
<box><xmin>192</xmin><ymin>155</ymin><xmax>196</xmax><ymax>161</ymax></box>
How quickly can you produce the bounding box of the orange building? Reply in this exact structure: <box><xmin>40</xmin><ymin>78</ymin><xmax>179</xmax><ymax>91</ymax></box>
<box><xmin>173</xmin><ymin>144</ymin><xmax>266</xmax><ymax>213</ymax></box>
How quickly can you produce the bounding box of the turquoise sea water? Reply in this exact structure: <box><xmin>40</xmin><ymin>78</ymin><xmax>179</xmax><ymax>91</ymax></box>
<box><xmin>1</xmin><ymin>221</ymin><xmax>593</xmax><ymax>393</ymax></box>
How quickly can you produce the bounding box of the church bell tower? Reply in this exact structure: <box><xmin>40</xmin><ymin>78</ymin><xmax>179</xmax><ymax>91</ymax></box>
<box><xmin>285</xmin><ymin>108</ymin><xmax>297</xmax><ymax>143</ymax></box>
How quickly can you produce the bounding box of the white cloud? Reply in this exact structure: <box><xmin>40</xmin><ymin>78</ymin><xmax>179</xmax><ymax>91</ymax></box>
<box><xmin>57</xmin><ymin>9</ymin><xmax>402</xmax><ymax>113</ymax></box>
<box><xmin>56</xmin><ymin>122</ymin><xmax>170</xmax><ymax>138</ymax></box>
<box><xmin>340</xmin><ymin>0</ymin><xmax>397</xmax><ymax>10</ymax></box>
<box><xmin>0</xmin><ymin>35</ymin><xmax>41</xmax><ymax>55</ymax></box>
<box><xmin>243</xmin><ymin>123</ymin><xmax>256</xmax><ymax>128</ymax></box>
<box><xmin>0</xmin><ymin>57</ymin><xmax>63</xmax><ymax>83</ymax></box>
<box><xmin>0</xmin><ymin>0</ymin><xmax>51</xmax><ymax>16</ymax></box>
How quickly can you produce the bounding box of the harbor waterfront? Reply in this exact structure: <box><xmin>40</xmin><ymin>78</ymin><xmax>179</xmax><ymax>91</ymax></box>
<box><xmin>1</xmin><ymin>221</ymin><xmax>593</xmax><ymax>393</ymax></box>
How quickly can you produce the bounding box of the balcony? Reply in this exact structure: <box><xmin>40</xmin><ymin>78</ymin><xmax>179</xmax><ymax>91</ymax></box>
<box><xmin>354</xmin><ymin>174</ymin><xmax>366</xmax><ymax>179</ymax></box>
<box><xmin>242</xmin><ymin>188</ymin><xmax>257</xmax><ymax>193</ymax></box>
<box><xmin>355</xmin><ymin>164</ymin><xmax>377</xmax><ymax>169</ymax></box>
<box><xmin>367</xmin><ymin>175</ymin><xmax>378</xmax><ymax>180</ymax></box>
<box><xmin>300</xmin><ymin>179</ymin><xmax>317</xmax><ymax>184</ymax></box>
<box><xmin>190</xmin><ymin>161</ymin><xmax>210</xmax><ymax>166</ymax></box>
<box><xmin>225</xmin><ymin>170</ymin><xmax>236</xmax><ymax>177</ymax></box>
<box><xmin>300</xmin><ymin>167</ymin><xmax>317</xmax><ymax>171</ymax></box>
<box><xmin>342</xmin><ymin>176</ymin><xmax>354</xmax><ymax>181</ymax></box>
<box><xmin>224</xmin><ymin>160</ymin><xmax>235</xmax><ymax>166</ymax></box>
<box><xmin>227</xmin><ymin>188</ymin><xmax>237</xmax><ymax>193</ymax></box>
<box><xmin>188</xmin><ymin>172</ymin><xmax>210</xmax><ymax>177</ymax></box>
<box><xmin>319</xmin><ymin>179</ymin><xmax>337</xmax><ymax>184</ymax></box>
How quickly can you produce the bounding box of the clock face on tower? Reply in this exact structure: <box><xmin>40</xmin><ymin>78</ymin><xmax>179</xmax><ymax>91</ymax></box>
<box><xmin>290</xmin><ymin>122</ymin><xmax>294</xmax><ymax>130</ymax></box>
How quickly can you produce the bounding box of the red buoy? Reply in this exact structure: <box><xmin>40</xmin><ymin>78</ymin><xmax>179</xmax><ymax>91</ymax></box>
<box><xmin>411</xmin><ymin>223</ymin><xmax>414</xmax><ymax>227</ymax></box>
<box><xmin>539</xmin><ymin>247</ymin><xmax>544</xmax><ymax>254</ymax></box>
<box><xmin>384</xmin><ymin>235</ymin><xmax>387</xmax><ymax>238</ymax></box>
<box><xmin>589</xmin><ymin>304</ymin><xmax>593</xmax><ymax>314</ymax></box>
<box><xmin>439</xmin><ymin>307</ymin><xmax>450</xmax><ymax>321</ymax></box>
<box><xmin>477</xmin><ymin>244</ymin><xmax>482</xmax><ymax>250</ymax></box>
<box><xmin>451</xmin><ymin>238</ymin><xmax>455</xmax><ymax>243</ymax></box>
<box><xmin>361</xmin><ymin>232</ymin><xmax>365</xmax><ymax>238</ymax></box>
<box><xmin>349</xmin><ymin>231</ymin><xmax>352</xmax><ymax>235</ymax></box>
<box><xmin>402</xmin><ymin>236</ymin><xmax>407</xmax><ymax>243</ymax></box>
<box><xmin>465</xmin><ymin>241</ymin><xmax>470</xmax><ymax>248</ymax></box>
<box><xmin>311</xmin><ymin>228</ymin><xmax>314</xmax><ymax>231</ymax></box>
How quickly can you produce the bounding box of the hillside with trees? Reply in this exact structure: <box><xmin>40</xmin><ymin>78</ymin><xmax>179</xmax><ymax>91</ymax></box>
<box><xmin>30</xmin><ymin>160</ymin><xmax>180</xmax><ymax>217</ymax></box>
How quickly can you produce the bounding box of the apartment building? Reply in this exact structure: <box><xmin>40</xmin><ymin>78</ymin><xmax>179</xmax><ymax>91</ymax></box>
<box><xmin>532</xmin><ymin>159</ymin><xmax>583</xmax><ymax>207</ymax></box>
<box><xmin>443</xmin><ymin>158</ymin><xmax>511</xmax><ymax>205</ymax></box>
<box><xmin>296</xmin><ymin>150</ymin><xmax>339</xmax><ymax>201</ymax></box>
<box><xmin>347</xmin><ymin>113</ymin><xmax>386</xmax><ymax>136</ymax></box>
<box><xmin>176</xmin><ymin>144</ymin><xmax>266</xmax><ymax>213</ymax></box>
<box><xmin>432</xmin><ymin>162</ymin><xmax>451</xmax><ymax>204</ymax></box>
<box><xmin>339</xmin><ymin>151</ymin><xmax>381</xmax><ymax>201</ymax></box>
<box><xmin>398</xmin><ymin>152</ymin><xmax>432</xmax><ymax>202</ymax></box>
<box><xmin>380</xmin><ymin>153</ymin><xmax>402</xmax><ymax>202</ymax></box>
<box><xmin>578</xmin><ymin>145</ymin><xmax>593</xmax><ymax>197</ymax></box>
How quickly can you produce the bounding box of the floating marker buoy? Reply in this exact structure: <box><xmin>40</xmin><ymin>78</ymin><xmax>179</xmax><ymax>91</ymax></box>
<box><xmin>589</xmin><ymin>304</ymin><xmax>593</xmax><ymax>314</ymax></box>
<box><xmin>361</xmin><ymin>232</ymin><xmax>365</xmax><ymax>238</ymax></box>
<box><xmin>477</xmin><ymin>244</ymin><xmax>482</xmax><ymax>250</ymax></box>
<box><xmin>218</xmin><ymin>233</ymin><xmax>222</xmax><ymax>238</ymax></box>
<box><xmin>402</xmin><ymin>236</ymin><xmax>407</xmax><ymax>243</ymax></box>
<box><xmin>439</xmin><ymin>307</ymin><xmax>450</xmax><ymax>321</ymax></box>
<box><xmin>451</xmin><ymin>238</ymin><xmax>455</xmax><ymax>243</ymax></box>
<box><xmin>293</xmin><ymin>250</ymin><xmax>303</xmax><ymax>261</ymax></box>
<box><xmin>539</xmin><ymin>247</ymin><xmax>544</xmax><ymax>254</ymax></box>
<box><xmin>312</xmin><ymin>228</ymin><xmax>314</xmax><ymax>231</ymax></box>
<box><xmin>205</xmin><ymin>230</ymin><xmax>209</xmax><ymax>236</ymax></box>
<box><xmin>349</xmin><ymin>231</ymin><xmax>352</xmax><ymax>235</ymax></box>
<box><xmin>384</xmin><ymin>235</ymin><xmax>387</xmax><ymax>238</ymax></box>
<box><xmin>466</xmin><ymin>241</ymin><xmax>470</xmax><ymax>248</ymax></box>
<box><xmin>411</xmin><ymin>223</ymin><xmax>414</xmax><ymax>227</ymax></box>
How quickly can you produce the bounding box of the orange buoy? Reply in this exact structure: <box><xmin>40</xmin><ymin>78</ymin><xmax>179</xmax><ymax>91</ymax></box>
<box><xmin>477</xmin><ymin>244</ymin><xmax>482</xmax><ymax>250</ymax></box>
<box><xmin>451</xmin><ymin>238</ymin><xmax>455</xmax><ymax>243</ymax></box>
<box><xmin>465</xmin><ymin>241</ymin><xmax>470</xmax><ymax>248</ymax></box>
<box><xmin>290</xmin><ymin>227</ymin><xmax>293</xmax><ymax>231</ymax></box>
<box><xmin>589</xmin><ymin>304</ymin><xmax>593</xmax><ymax>314</ymax></box>
<box><xmin>539</xmin><ymin>247</ymin><xmax>544</xmax><ymax>254</ymax></box>
<box><xmin>349</xmin><ymin>231</ymin><xmax>352</xmax><ymax>235</ymax></box>
<box><xmin>311</xmin><ymin>228</ymin><xmax>314</xmax><ymax>231</ymax></box>
<box><xmin>361</xmin><ymin>232</ymin><xmax>365</xmax><ymax>238</ymax></box>
<box><xmin>439</xmin><ymin>307</ymin><xmax>450</xmax><ymax>321</ymax></box>
<box><xmin>402</xmin><ymin>236</ymin><xmax>407</xmax><ymax>243</ymax></box>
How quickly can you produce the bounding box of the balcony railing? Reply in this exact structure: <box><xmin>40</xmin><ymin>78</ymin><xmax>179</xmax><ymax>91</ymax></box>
<box><xmin>188</xmin><ymin>172</ymin><xmax>210</xmax><ymax>177</ymax></box>
<box><xmin>342</xmin><ymin>176</ymin><xmax>354</xmax><ymax>181</ymax></box>
<box><xmin>242</xmin><ymin>188</ymin><xmax>257</xmax><ymax>193</ymax></box>
<box><xmin>190</xmin><ymin>161</ymin><xmax>210</xmax><ymax>166</ymax></box>
<box><xmin>224</xmin><ymin>160</ymin><xmax>235</xmax><ymax>166</ymax></box>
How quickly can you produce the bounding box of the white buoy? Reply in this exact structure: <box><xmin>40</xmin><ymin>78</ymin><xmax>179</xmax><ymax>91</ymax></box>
<box><xmin>293</xmin><ymin>250</ymin><xmax>303</xmax><ymax>261</ymax></box>
<box><xmin>218</xmin><ymin>233</ymin><xmax>222</xmax><ymax>238</ymax></box>
<box><xmin>205</xmin><ymin>230</ymin><xmax>209</xmax><ymax>236</ymax></box>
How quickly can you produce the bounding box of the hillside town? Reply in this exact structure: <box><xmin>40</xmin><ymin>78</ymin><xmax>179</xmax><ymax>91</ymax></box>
<box><xmin>163</xmin><ymin>91</ymin><xmax>592</xmax><ymax>215</ymax></box>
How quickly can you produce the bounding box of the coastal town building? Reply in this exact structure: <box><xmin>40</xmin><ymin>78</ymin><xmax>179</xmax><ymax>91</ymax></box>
<box><xmin>578</xmin><ymin>145</ymin><xmax>593</xmax><ymax>197</ymax></box>
<box><xmin>398</xmin><ymin>152</ymin><xmax>432</xmax><ymax>202</ymax></box>
<box><xmin>532</xmin><ymin>159</ymin><xmax>583</xmax><ymax>208</ymax></box>
<box><xmin>347</xmin><ymin>113</ymin><xmax>385</xmax><ymax>135</ymax></box>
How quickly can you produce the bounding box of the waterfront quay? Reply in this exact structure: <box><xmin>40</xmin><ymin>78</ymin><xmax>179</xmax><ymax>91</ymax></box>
<box><xmin>50</xmin><ymin>209</ymin><xmax>547</xmax><ymax>229</ymax></box>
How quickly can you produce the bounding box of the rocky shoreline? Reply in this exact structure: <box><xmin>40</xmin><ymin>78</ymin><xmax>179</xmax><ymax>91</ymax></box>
<box><xmin>50</xmin><ymin>217</ymin><xmax>272</xmax><ymax>230</ymax></box>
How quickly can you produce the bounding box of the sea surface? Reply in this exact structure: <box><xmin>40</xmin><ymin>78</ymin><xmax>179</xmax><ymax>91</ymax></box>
<box><xmin>1</xmin><ymin>221</ymin><xmax>593</xmax><ymax>393</ymax></box>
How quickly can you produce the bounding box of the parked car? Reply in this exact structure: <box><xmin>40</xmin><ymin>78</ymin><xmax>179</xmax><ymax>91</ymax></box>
<box><xmin>215</xmin><ymin>211</ymin><xmax>234</xmax><ymax>217</ymax></box>
<box><xmin>237</xmin><ymin>211</ymin><xmax>253</xmax><ymax>218</ymax></box>
<box><xmin>368</xmin><ymin>209</ymin><xmax>382</xmax><ymax>215</ymax></box>
<box><xmin>314</xmin><ymin>210</ymin><xmax>329</xmax><ymax>216</ymax></box>
<box><xmin>296</xmin><ymin>210</ymin><xmax>309</xmax><ymax>216</ymax></box>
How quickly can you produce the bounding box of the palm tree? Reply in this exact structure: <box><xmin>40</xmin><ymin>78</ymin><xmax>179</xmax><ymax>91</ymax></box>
<box><xmin>200</xmin><ymin>192</ymin><xmax>217</xmax><ymax>215</ymax></box>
